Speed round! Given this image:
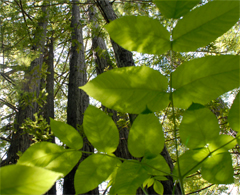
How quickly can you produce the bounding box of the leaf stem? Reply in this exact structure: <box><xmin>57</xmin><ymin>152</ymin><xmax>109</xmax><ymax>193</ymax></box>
<box><xmin>169</xmin><ymin>39</ymin><xmax>185</xmax><ymax>194</ymax></box>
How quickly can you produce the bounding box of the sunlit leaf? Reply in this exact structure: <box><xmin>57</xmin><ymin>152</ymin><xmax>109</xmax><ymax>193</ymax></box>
<box><xmin>229</xmin><ymin>92</ymin><xmax>240</xmax><ymax>132</ymax></box>
<box><xmin>74</xmin><ymin>154</ymin><xmax>120</xmax><ymax>194</ymax></box>
<box><xmin>50</xmin><ymin>118</ymin><xmax>83</xmax><ymax>150</ymax></box>
<box><xmin>208</xmin><ymin>134</ymin><xmax>237</xmax><ymax>154</ymax></box>
<box><xmin>172</xmin><ymin>1</ymin><xmax>239</xmax><ymax>52</ymax></box>
<box><xmin>172</xmin><ymin>56</ymin><xmax>239</xmax><ymax>109</ymax></box>
<box><xmin>105</xmin><ymin>16</ymin><xmax>170</xmax><ymax>55</ymax></box>
<box><xmin>173</xmin><ymin>148</ymin><xmax>208</xmax><ymax>179</ymax></box>
<box><xmin>0</xmin><ymin>165</ymin><xmax>61</xmax><ymax>195</ymax></box>
<box><xmin>110</xmin><ymin>160</ymin><xmax>149</xmax><ymax>195</ymax></box>
<box><xmin>154</xmin><ymin>0</ymin><xmax>199</xmax><ymax>19</ymax></box>
<box><xmin>83</xmin><ymin>105</ymin><xmax>119</xmax><ymax>153</ymax></box>
<box><xmin>17</xmin><ymin>142</ymin><xmax>81</xmax><ymax>176</ymax></box>
<box><xmin>128</xmin><ymin>114</ymin><xmax>164</xmax><ymax>157</ymax></box>
<box><xmin>80</xmin><ymin>66</ymin><xmax>169</xmax><ymax>114</ymax></box>
<box><xmin>142</xmin><ymin>155</ymin><xmax>170</xmax><ymax>176</ymax></box>
<box><xmin>202</xmin><ymin>152</ymin><xmax>234</xmax><ymax>184</ymax></box>
<box><xmin>153</xmin><ymin>180</ymin><xmax>164</xmax><ymax>195</ymax></box>
<box><xmin>179</xmin><ymin>103</ymin><xmax>220</xmax><ymax>149</ymax></box>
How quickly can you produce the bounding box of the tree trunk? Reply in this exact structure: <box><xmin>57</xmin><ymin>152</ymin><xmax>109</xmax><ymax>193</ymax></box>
<box><xmin>63</xmin><ymin>1</ymin><xmax>98</xmax><ymax>194</ymax></box>
<box><xmin>95</xmin><ymin>1</ymin><xmax>182</xmax><ymax>194</ymax></box>
<box><xmin>44</xmin><ymin>34</ymin><xmax>56</xmax><ymax>195</ymax></box>
<box><xmin>1</xmin><ymin>3</ymin><xmax>48</xmax><ymax>166</ymax></box>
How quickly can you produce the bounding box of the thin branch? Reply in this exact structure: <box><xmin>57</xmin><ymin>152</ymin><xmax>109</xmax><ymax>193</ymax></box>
<box><xmin>186</xmin><ymin>184</ymin><xmax>215</xmax><ymax>195</ymax></box>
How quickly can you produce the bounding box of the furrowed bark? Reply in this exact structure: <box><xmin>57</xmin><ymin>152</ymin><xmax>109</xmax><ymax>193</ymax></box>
<box><xmin>1</xmin><ymin>2</ymin><xmax>48</xmax><ymax>166</ymax></box>
<box><xmin>63</xmin><ymin>0</ymin><xmax>98</xmax><ymax>194</ymax></box>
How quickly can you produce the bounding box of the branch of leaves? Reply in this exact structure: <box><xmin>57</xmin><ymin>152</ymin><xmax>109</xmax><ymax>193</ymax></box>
<box><xmin>173</xmin><ymin>102</ymin><xmax>239</xmax><ymax>184</ymax></box>
<box><xmin>0</xmin><ymin>105</ymin><xmax>171</xmax><ymax>195</ymax></box>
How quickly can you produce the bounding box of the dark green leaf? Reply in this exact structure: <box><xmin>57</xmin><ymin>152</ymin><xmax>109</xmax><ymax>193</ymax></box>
<box><xmin>74</xmin><ymin>154</ymin><xmax>121</xmax><ymax>194</ymax></box>
<box><xmin>17</xmin><ymin>142</ymin><xmax>82</xmax><ymax>176</ymax></box>
<box><xmin>142</xmin><ymin>155</ymin><xmax>170</xmax><ymax>176</ymax></box>
<box><xmin>128</xmin><ymin>114</ymin><xmax>164</xmax><ymax>157</ymax></box>
<box><xmin>154</xmin><ymin>0</ymin><xmax>199</xmax><ymax>19</ymax></box>
<box><xmin>172</xmin><ymin>56</ymin><xmax>239</xmax><ymax>109</ymax></box>
<box><xmin>229</xmin><ymin>92</ymin><xmax>240</xmax><ymax>132</ymax></box>
<box><xmin>80</xmin><ymin>66</ymin><xmax>169</xmax><ymax>114</ymax></box>
<box><xmin>50</xmin><ymin>118</ymin><xmax>83</xmax><ymax>150</ymax></box>
<box><xmin>172</xmin><ymin>1</ymin><xmax>239</xmax><ymax>52</ymax></box>
<box><xmin>202</xmin><ymin>152</ymin><xmax>234</xmax><ymax>184</ymax></box>
<box><xmin>0</xmin><ymin>164</ymin><xmax>61</xmax><ymax>195</ymax></box>
<box><xmin>105</xmin><ymin>16</ymin><xmax>170</xmax><ymax>55</ymax></box>
<box><xmin>83</xmin><ymin>105</ymin><xmax>119</xmax><ymax>153</ymax></box>
<box><xmin>110</xmin><ymin>160</ymin><xmax>149</xmax><ymax>195</ymax></box>
<box><xmin>179</xmin><ymin>103</ymin><xmax>220</xmax><ymax>149</ymax></box>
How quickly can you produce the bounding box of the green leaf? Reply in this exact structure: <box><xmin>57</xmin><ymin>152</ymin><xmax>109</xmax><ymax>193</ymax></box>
<box><xmin>105</xmin><ymin>16</ymin><xmax>170</xmax><ymax>55</ymax></box>
<box><xmin>173</xmin><ymin>148</ymin><xmax>209</xmax><ymax>179</ymax></box>
<box><xmin>143</xmin><ymin>177</ymin><xmax>154</xmax><ymax>188</ymax></box>
<box><xmin>83</xmin><ymin>105</ymin><xmax>119</xmax><ymax>153</ymax></box>
<box><xmin>142</xmin><ymin>155</ymin><xmax>170</xmax><ymax>176</ymax></box>
<box><xmin>229</xmin><ymin>92</ymin><xmax>240</xmax><ymax>132</ymax></box>
<box><xmin>50</xmin><ymin>118</ymin><xmax>83</xmax><ymax>150</ymax></box>
<box><xmin>153</xmin><ymin>180</ymin><xmax>164</xmax><ymax>195</ymax></box>
<box><xmin>80</xmin><ymin>66</ymin><xmax>169</xmax><ymax>114</ymax></box>
<box><xmin>17</xmin><ymin>142</ymin><xmax>82</xmax><ymax>176</ymax></box>
<box><xmin>110</xmin><ymin>160</ymin><xmax>149</xmax><ymax>195</ymax></box>
<box><xmin>172</xmin><ymin>1</ymin><xmax>239</xmax><ymax>52</ymax></box>
<box><xmin>179</xmin><ymin>103</ymin><xmax>220</xmax><ymax>149</ymax></box>
<box><xmin>74</xmin><ymin>153</ymin><xmax>121</xmax><ymax>194</ymax></box>
<box><xmin>153</xmin><ymin>175</ymin><xmax>168</xmax><ymax>181</ymax></box>
<box><xmin>128</xmin><ymin>114</ymin><xmax>164</xmax><ymax>157</ymax></box>
<box><xmin>154</xmin><ymin>0</ymin><xmax>199</xmax><ymax>19</ymax></box>
<box><xmin>202</xmin><ymin>152</ymin><xmax>234</xmax><ymax>184</ymax></box>
<box><xmin>172</xmin><ymin>56</ymin><xmax>239</xmax><ymax>109</ymax></box>
<box><xmin>0</xmin><ymin>164</ymin><xmax>61</xmax><ymax>195</ymax></box>
<box><xmin>208</xmin><ymin>134</ymin><xmax>237</xmax><ymax>154</ymax></box>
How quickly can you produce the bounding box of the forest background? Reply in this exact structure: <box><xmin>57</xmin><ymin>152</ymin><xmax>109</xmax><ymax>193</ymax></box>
<box><xmin>0</xmin><ymin>0</ymin><xmax>240</xmax><ymax>195</ymax></box>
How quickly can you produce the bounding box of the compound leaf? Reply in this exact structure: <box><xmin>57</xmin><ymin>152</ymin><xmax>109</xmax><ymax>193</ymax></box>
<box><xmin>50</xmin><ymin>118</ymin><xmax>83</xmax><ymax>150</ymax></box>
<box><xmin>154</xmin><ymin>0</ymin><xmax>199</xmax><ymax>19</ymax></box>
<box><xmin>153</xmin><ymin>180</ymin><xmax>164</xmax><ymax>195</ymax></box>
<box><xmin>74</xmin><ymin>154</ymin><xmax>121</xmax><ymax>194</ymax></box>
<box><xmin>172</xmin><ymin>56</ymin><xmax>239</xmax><ymax>109</ymax></box>
<box><xmin>17</xmin><ymin>142</ymin><xmax>81</xmax><ymax>176</ymax></box>
<box><xmin>172</xmin><ymin>1</ymin><xmax>239</xmax><ymax>52</ymax></box>
<box><xmin>173</xmin><ymin>148</ymin><xmax>209</xmax><ymax>179</ymax></box>
<box><xmin>81</xmin><ymin>66</ymin><xmax>169</xmax><ymax>114</ymax></box>
<box><xmin>202</xmin><ymin>152</ymin><xmax>234</xmax><ymax>184</ymax></box>
<box><xmin>0</xmin><ymin>164</ymin><xmax>61</xmax><ymax>195</ymax></box>
<box><xmin>179</xmin><ymin>103</ymin><xmax>220</xmax><ymax>149</ymax></box>
<box><xmin>110</xmin><ymin>160</ymin><xmax>149</xmax><ymax>195</ymax></box>
<box><xmin>105</xmin><ymin>16</ymin><xmax>170</xmax><ymax>55</ymax></box>
<box><xmin>142</xmin><ymin>155</ymin><xmax>170</xmax><ymax>176</ymax></box>
<box><xmin>83</xmin><ymin>105</ymin><xmax>119</xmax><ymax>153</ymax></box>
<box><xmin>128</xmin><ymin>114</ymin><xmax>164</xmax><ymax>157</ymax></box>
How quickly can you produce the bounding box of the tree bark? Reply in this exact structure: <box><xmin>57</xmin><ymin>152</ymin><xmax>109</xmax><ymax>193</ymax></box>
<box><xmin>63</xmin><ymin>1</ymin><xmax>98</xmax><ymax>194</ymax></box>
<box><xmin>44</xmin><ymin>34</ymin><xmax>56</xmax><ymax>195</ymax></box>
<box><xmin>95</xmin><ymin>1</ymin><xmax>182</xmax><ymax>194</ymax></box>
<box><xmin>1</xmin><ymin>2</ymin><xmax>48</xmax><ymax>166</ymax></box>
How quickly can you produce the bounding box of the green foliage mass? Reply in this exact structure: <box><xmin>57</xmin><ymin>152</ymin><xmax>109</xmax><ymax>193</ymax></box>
<box><xmin>0</xmin><ymin>1</ymin><xmax>239</xmax><ymax>195</ymax></box>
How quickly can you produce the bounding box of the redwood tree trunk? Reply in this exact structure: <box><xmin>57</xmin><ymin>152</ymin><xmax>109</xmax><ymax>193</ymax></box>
<box><xmin>63</xmin><ymin>1</ymin><xmax>98</xmax><ymax>194</ymax></box>
<box><xmin>1</xmin><ymin>3</ymin><xmax>48</xmax><ymax>166</ymax></box>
